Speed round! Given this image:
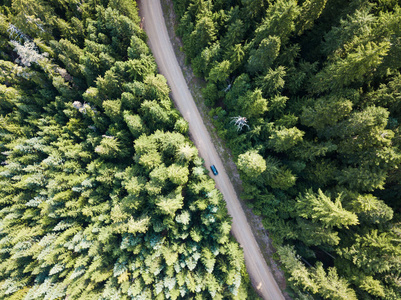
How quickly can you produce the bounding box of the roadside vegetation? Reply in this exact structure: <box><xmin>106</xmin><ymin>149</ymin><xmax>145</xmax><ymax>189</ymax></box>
<box><xmin>172</xmin><ymin>0</ymin><xmax>401</xmax><ymax>298</ymax></box>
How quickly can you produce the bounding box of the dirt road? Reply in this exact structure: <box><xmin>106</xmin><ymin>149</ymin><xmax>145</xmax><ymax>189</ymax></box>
<box><xmin>139</xmin><ymin>1</ymin><xmax>285</xmax><ymax>299</ymax></box>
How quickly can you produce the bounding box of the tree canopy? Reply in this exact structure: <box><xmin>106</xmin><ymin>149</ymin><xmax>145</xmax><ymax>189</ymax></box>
<box><xmin>173</xmin><ymin>0</ymin><xmax>401</xmax><ymax>298</ymax></box>
<box><xmin>0</xmin><ymin>1</ymin><xmax>254</xmax><ymax>299</ymax></box>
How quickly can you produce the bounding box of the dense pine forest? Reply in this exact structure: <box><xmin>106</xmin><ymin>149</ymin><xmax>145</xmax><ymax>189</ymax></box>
<box><xmin>0</xmin><ymin>0</ymin><xmax>255</xmax><ymax>299</ymax></box>
<box><xmin>172</xmin><ymin>0</ymin><xmax>401</xmax><ymax>298</ymax></box>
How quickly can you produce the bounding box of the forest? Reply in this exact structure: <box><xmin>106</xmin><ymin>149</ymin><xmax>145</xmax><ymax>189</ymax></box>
<box><xmin>172</xmin><ymin>0</ymin><xmax>401</xmax><ymax>298</ymax></box>
<box><xmin>0</xmin><ymin>0</ymin><xmax>255</xmax><ymax>299</ymax></box>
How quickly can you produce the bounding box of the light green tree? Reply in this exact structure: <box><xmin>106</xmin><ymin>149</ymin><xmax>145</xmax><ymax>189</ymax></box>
<box><xmin>268</xmin><ymin>126</ymin><xmax>304</xmax><ymax>152</ymax></box>
<box><xmin>296</xmin><ymin>189</ymin><xmax>359</xmax><ymax>228</ymax></box>
<box><xmin>207</xmin><ymin>60</ymin><xmax>230</xmax><ymax>83</ymax></box>
<box><xmin>237</xmin><ymin>150</ymin><xmax>266</xmax><ymax>178</ymax></box>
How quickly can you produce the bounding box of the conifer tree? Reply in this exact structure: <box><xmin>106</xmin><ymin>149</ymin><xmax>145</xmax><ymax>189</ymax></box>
<box><xmin>296</xmin><ymin>189</ymin><xmax>359</xmax><ymax>229</ymax></box>
<box><xmin>0</xmin><ymin>1</ymin><xmax>252</xmax><ymax>298</ymax></box>
<box><xmin>237</xmin><ymin>150</ymin><xmax>266</xmax><ymax>178</ymax></box>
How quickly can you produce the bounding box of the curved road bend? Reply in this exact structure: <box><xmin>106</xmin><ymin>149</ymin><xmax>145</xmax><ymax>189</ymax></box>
<box><xmin>139</xmin><ymin>1</ymin><xmax>284</xmax><ymax>299</ymax></box>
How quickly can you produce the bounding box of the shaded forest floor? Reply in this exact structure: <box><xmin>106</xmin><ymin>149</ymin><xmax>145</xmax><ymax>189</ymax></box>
<box><xmin>156</xmin><ymin>0</ymin><xmax>290</xmax><ymax>297</ymax></box>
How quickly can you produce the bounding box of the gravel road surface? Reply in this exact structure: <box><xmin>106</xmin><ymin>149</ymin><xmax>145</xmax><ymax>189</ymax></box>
<box><xmin>139</xmin><ymin>1</ymin><xmax>285</xmax><ymax>299</ymax></box>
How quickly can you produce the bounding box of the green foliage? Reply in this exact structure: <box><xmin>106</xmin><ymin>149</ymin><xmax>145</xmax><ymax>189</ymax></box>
<box><xmin>257</xmin><ymin>66</ymin><xmax>286</xmax><ymax>96</ymax></box>
<box><xmin>237</xmin><ymin>150</ymin><xmax>266</xmax><ymax>178</ymax></box>
<box><xmin>310</xmin><ymin>41</ymin><xmax>390</xmax><ymax>93</ymax></box>
<box><xmin>269</xmin><ymin>167</ymin><xmax>297</xmax><ymax>190</ymax></box>
<box><xmin>185</xmin><ymin>13</ymin><xmax>216</xmax><ymax>60</ymax></box>
<box><xmin>296</xmin><ymin>0</ymin><xmax>328</xmax><ymax>35</ymax></box>
<box><xmin>123</xmin><ymin>111</ymin><xmax>146</xmax><ymax>138</ymax></box>
<box><xmin>349</xmin><ymin>193</ymin><xmax>393</xmax><ymax>224</ymax></box>
<box><xmin>277</xmin><ymin>245</ymin><xmax>358</xmax><ymax>299</ymax></box>
<box><xmin>0</xmin><ymin>1</ymin><xmax>250</xmax><ymax>299</ymax></box>
<box><xmin>268</xmin><ymin>126</ymin><xmax>304</xmax><ymax>152</ymax></box>
<box><xmin>207</xmin><ymin>60</ymin><xmax>230</xmax><ymax>83</ymax></box>
<box><xmin>238</xmin><ymin>89</ymin><xmax>268</xmax><ymax>119</ymax></box>
<box><xmin>296</xmin><ymin>189</ymin><xmax>359</xmax><ymax>229</ymax></box>
<box><xmin>252</xmin><ymin>0</ymin><xmax>300</xmax><ymax>46</ymax></box>
<box><xmin>173</xmin><ymin>0</ymin><xmax>401</xmax><ymax>298</ymax></box>
<box><xmin>301</xmin><ymin>96</ymin><xmax>353</xmax><ymax>131</ymax></box>
<box><xmin>246</xmin><ymin>36</ymin><xmax>281</xmax><ymax>75</ymax></box>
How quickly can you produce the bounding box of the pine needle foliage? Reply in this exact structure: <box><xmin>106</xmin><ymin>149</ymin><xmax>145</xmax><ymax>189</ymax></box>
<box><xmin>0</xmin><ymin>1</ymin><xmax>252</xmax><ymax>299</ymax></box>
<box><xmin>173</xmin><ymin>0</ymin><xmax>401</xmax><ymax>297</ymax></box>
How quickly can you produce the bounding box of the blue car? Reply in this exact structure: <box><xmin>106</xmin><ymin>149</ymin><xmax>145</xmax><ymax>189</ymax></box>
<box><xmin>210</xmin><ymin>165</ymin><xmax>218</xmax><ymax>175</ymax></box>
